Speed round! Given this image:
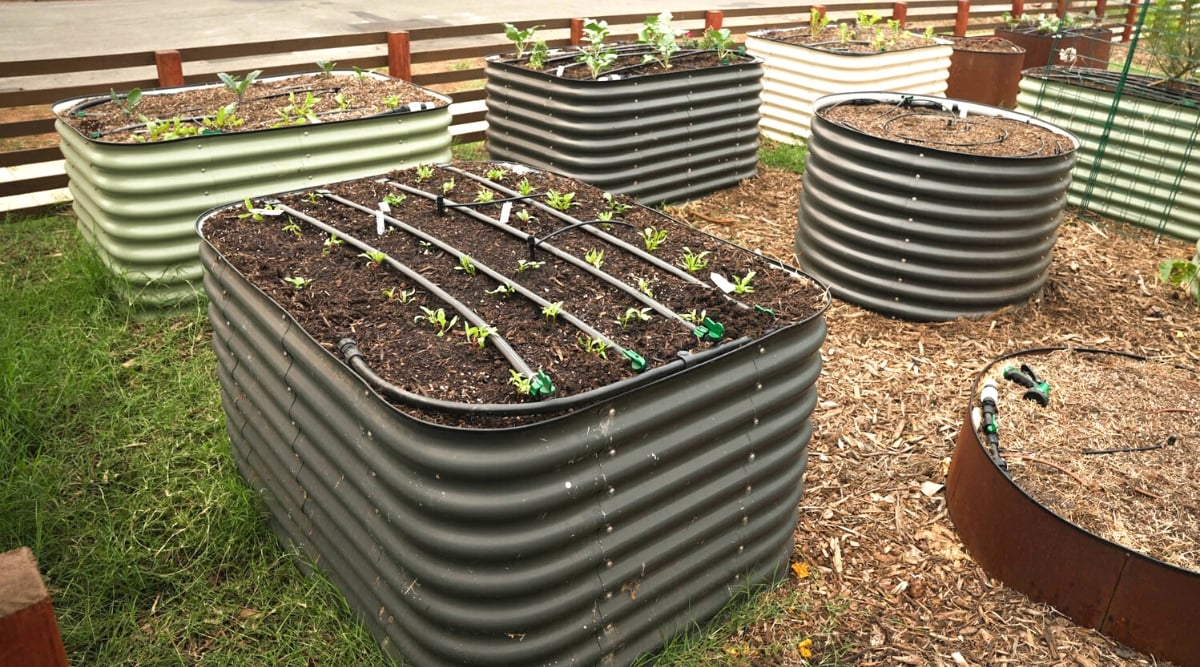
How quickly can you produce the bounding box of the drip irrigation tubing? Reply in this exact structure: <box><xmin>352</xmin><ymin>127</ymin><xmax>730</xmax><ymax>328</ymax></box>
<box><xmin>270</xmin><ymin>201</ymin><xmax>536</xmax><ymax>379</ymax></box>
<box><xmin>315</xmin><ymin>190</ymin><xmax>628</xmax><ymax>358</ymax></box>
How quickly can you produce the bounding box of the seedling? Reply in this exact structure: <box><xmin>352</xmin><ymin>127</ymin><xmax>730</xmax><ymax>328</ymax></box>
<box><xmin>109</xmin><ymin>88</ymin><xmax>142</xmax><ymax>118</ymax></box>
<box><xmin>810</xmin><ymin>8</ymin><xmax>831</xmax><ymax>33</ymax></box>
<box><xmin>641</xmin><ymin>226</ymin><xmax>669</xmax><ymax>252</ymax></box>
<box><xmin>306</xmin><ymin>191</ymin><xmax>324</xmax><ymax>204</ymax></box>
<box><xmin>217</xmin><ymin>69</ymin><xmax>262</xmax><ymax>106</ymax></box>
<box><xmin>836</xmin><ymin>23</ymin><xmax>852</xmax><ymax>44</ymax></box>
<box><xmin>474</xmin><ymin>189</ymin><xmax>496</xmax><ymax>203</ymax></box>
<box><xmin>699</xmin><ymin>27</ymin><xmax>741</xmax><ymax>62</ymax></box>
<box><xmin>679</xmin><ymin>308</ymin><xmax>707</xmax><ymax>323</ymax></box>
<box><xmin>924</xmin><ymin>25</ymin><xmax>938</xmax><ymax>40</ymax></box>
<box><xmin>281</xmin><ymin>221</ymin><xmax>303</xmax><ymax>237</ymax></box>
<box><xmin>603</xmin><ymin>191</ymin><xmax>632</xmax><ymax>214</ymax></box>
<box><xmin>316</xmin><ymin>60</ymin><xmax>336</xmax><ymax>75</ymax></box>
<box><xmin>274</xmin><ymin>91</ymin><xmax>320</xmax><ymax>127</ymax></box>
<box><xmin>415</xmin><ymin>165</ymin><xmax>434</xmax><ymax>182</ymax></box>
<box><xmin>856</xmin><ymin>10</ymin><xmax>882</xmax><ymax>28</ymax></box>
<box><xmin>732</xmin><ymin>270</ymin><xmax>756</xmax><ymax>294</ymax></box>
<box><xmin>463</xmin><ymin>323</ymin><xmax>497</xmax><ymax>348</ymax></box>
<box><xmin>136</xmin><ymin>115</ymin><xmax>199</xmax><ymax>142</ymax></box>
<box><xmin>517</xmin><ymin>178</ymin><xmax>535</xmax><ymax>196</ymax></box>
<box><xmin>382</xmin><ymin>287</ymin><xmax>416</xmax><ymax>303</ymax></box>
<box><xmin>503</xmin><ymin>22</ymin><xmax>544</xmax><ymax>59</ymax></box>
<box><xmin>596</xmin><ymin>211</ymin><xmax>614</xmax><ymax>225</ymax></box>
<box><xmin>441</xmin><ymin>178</ymin><xmax>456</xmax><ymax>194</ymax></box>
<box><xmin>516</xmin><ymin>259</ymin><xmax>545</xmax><ymax>272</ymax></box>
<box><xmin>514</xmin><ymin>210</ymin><xmax>534</xmax><ymax>224</ymax></box>
<box><xmin>382</xmin><ymin>193</ymin><xmax>407</xmax><ymax>206</ymax></box>
<box><xmin>541</xmin><ymin>301</ymin><xmax>564</xmax><ymax>321</ymax></box>
<box><xmin>414</xmin><ymin>306</ymin><xmax>459</xmax><ymax>336</ymax></box>
<box><xmin>487</xmin><ymin>282</ymin><xmax>516</xmax><ymax>296</ymax></box>
<box><xmin>635</xmin><ymin>276</ymin><xmax>655</xmax><ymax>298</ymax></box>
<box><xmin>509</xmin><ymin>369</ymin><xmax>533</xmax><ymax>395</ymax></box>
<box><xmin>616</xmin><ymin>307</ymin><xmax>653</xmax><ymax>329</ymax></box>
<box><xmin>577</xmin><ymin>335</ymin><xmax>610</xmax><ymax>359</ymax></box>
<box><xmin>486</xmin><ymin>167</ymin><xmax>508</xmax><ymax>181</ymax></box>
<box><xmin>1159</xmin><ymin>258</ymin><xmax>1200</xmax><ymax>306</ymax></box>
<box><xmin>334</xmin><ymin>92</ymin><xmax>353</xmax><ymax>110</ymax></box>
<box><xmin>201</xmin><ymin>103</ymin><xmax>244</xmax><ymax>133</ymax></box>
<box><xmin>456</xmin><ymin>255</ymin><xmax>477</xmax><ymax>276</ymax></box>
<box><xmin>578</xmin><ymin>19</ymin><xmax>617</xmax><ymax>79</ymax></box>
<box><xmin>352</xmin><ymin>66</ymin><xmax>370</xmax><ymax>81</ymax></box>
<box><xmin>545</xmin><ymin>190</ymin><xmax>576</xmax><ymax>211</ymax></box>
<box><xmin>638</xmin><ymin>11</ymin><xmax>684</xmax><ymax>69</ymax></box>
<box><xmin>237</xmin><ymin>198</ymin><xmax>278</xmax><ymax>221</ymax></box>
<box><xmin>585</xmin><ymin>248</ymin><xmax>605</xmax><ymax>269</ymax></box>
<box><xmin>677</xmin><ymin>247</ymin><xmax>710</xmax><ymax>273</ymax></box>
<box><xmin>283</xmin><ymin>276</ymin><xmax>312</xmax><ymax>289</ymax></box>
<box><xmin>383</xmin><ymin>95</ymin><xmax>402</xmax><ymax>110</ymax></box>
<box><xmin>528</xmin><ymin>41</ymin><xmax>550</xmax><ymax>69</ymax></box>
<box><xmin>359</xmin><ymin>250</ymin><xmax>387</xmax><ymax>266</ymax></box>
<box><xmin>417</xmin><ymin>240</ymin><xmax>434</xmax><ymax>254</ymax></box>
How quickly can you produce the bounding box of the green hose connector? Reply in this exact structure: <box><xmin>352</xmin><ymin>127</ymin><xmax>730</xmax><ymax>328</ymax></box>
<box><xmin>623</xmin><ymin>349</ymin><xmax>647</xmax><ymax>371</ymax></box>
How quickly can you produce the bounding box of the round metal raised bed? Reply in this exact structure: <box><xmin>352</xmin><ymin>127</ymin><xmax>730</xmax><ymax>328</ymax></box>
<box><xmin>795</xmin><ymin>91</ymin><xmax>1079</xmax><ymax>321</ymax></box>
<box><xmin>947</xmin><ymin>348</ymin><xmax>1200</xmax><ymax>666</ymax></box>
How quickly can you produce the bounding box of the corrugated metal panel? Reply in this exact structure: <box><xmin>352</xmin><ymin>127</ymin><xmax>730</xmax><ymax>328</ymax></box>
<box><xmin>483</xmin><ymin>57</ymin><xmax>763</xmax><ymax>205</ymax></box>
<box><xmin>947</xmin><ymin>349</ymin><xmax>1200</xmax><ymax>667</ymax></box>
<box><xmin>795</xmin><ymin>92</ymin><xmax>1078</xmax><ymax>321</ymax></box>
<box><xmin>746</xmin><ymin>33</ymin><xmax>953</xmax><ymax>142</ymax></box>
<box><xmin>1017</xmin><ymin>70</ymin><xmax>1200</xmax><ymax>242</ymax></box>
<box><xmin>55</xmin><ymin>71</ymin><xmax>453</xmax><ymax>311</ymax></box>
<box><xmin>197</xmin><ymin>231</ymin><xmax>828</xmax><ymax>666</ymax></box>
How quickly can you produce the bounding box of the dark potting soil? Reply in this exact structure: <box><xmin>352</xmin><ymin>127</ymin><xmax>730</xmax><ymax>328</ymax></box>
<box><xmin>754</xmin><ymin>26</ymin><xmax>943</xmax><ymax>54</ymax></box>
<box><xmin>202</xmin><ymin>162</ymin><xmax>828</xmax><ymax>427</ymax></box>
<box><xmin>819</xmin><ymin>100</ymin><xmax>1075</xmax><ymax>157</ymax></box>
<box><xmin>504</xmin><ymin>46</ymin><xmax>755</xmax><ymax>80</ymax></box>
<box><xmin>948</xmin><ymin>35</ymin><xmax>1024</xmax><ymax>54</ymax></box>
<box><xmin>56</xmin><ymin>72</ymin><xmax>445</xmax><ymax>144</ymax></box>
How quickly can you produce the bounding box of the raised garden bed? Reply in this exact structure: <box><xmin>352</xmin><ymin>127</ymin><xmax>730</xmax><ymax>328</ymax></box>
<box><xmin>948</xmin><ymin>347</ymin><xmax>1200</xmax><ymax>666</ymax></box>
<box><xmin>54</xmin><ymin>70</ymin><xmax>452</xmax><ymax>310</ymax></box>
<box><xmin>196</xmin><ymin>161</ymin><xmax>830</xmax><ymax>665</ymax></box>
<box><xmin>945</xmin><ymin>36</ymin><xmax>1026</xmax><ymax>108</ymax></box>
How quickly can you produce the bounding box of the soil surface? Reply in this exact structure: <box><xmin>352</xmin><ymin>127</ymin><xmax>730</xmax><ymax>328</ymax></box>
<box><xmin>53</xmin><ymin>72</ymin><xmax>445</xmax><ymax>144</ymax></box>
<box><xmin>664</xmin><ymin>164</ymin><xmax>1199</xmax><ymax>666</ymax></box>
<box><xmin>500</xmin><ymin>44</ymin><xmax>755</xmax><ymax>80</ymax></box>
<box><xmin>201</xmin><ymin>161</ymin><xmax>827</xmax><ymax>427</ymax></box>
<box><xmin>818</xmin><ymin>99</ymin><xmax>1075</xmax><ymax>157</ymax></box>
<box><xmin>753</xmin><ymin>24</ymin><xmax>943</xmax><ymax>54</ymax></box>
<box><xmin>949</xmin><ymin>35</ymin><xmax>1024</xmax><ymax>54</ymax></box>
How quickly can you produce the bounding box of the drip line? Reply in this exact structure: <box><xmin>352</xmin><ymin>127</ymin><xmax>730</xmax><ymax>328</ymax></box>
<box><xmin>316</xmin><ymin>191</ymin><xmax>629</xmax><ymax>358</ymax></box>
<box><xmin>272</xmin><ymin>201</ymin><xmax>536</xmax><ymax>379</ymax></box>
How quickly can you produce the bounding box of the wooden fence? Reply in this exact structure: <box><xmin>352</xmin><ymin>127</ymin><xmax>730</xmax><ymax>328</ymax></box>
<box><xmin>0</xmin><ymin>0</ymin><xmax>1131</xmax><ymax>214</ymax></box>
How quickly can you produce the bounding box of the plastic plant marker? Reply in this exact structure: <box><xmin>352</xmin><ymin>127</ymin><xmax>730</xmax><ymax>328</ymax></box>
<box><xmin>623</xmin><ymin>350</ymin><xmax>647</xmax><ymax>371</ymax></box>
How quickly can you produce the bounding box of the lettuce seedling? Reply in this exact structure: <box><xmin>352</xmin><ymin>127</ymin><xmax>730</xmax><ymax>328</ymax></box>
<box><xmin>414</xmin><ymin>306</ymin><xmax>459</xmax><ymax>336</ymax></box>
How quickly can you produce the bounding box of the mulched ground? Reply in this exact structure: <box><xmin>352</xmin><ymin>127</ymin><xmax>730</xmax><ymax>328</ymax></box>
<box><xmin>664</xmin><ymin>164</ymin><xmax>1199</xmax><ymax>666</ymax></box>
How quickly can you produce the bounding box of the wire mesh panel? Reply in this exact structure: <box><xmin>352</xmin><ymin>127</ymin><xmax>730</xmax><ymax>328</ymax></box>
<box><xmin>1018</xmin><ymin>0</ymin><xmax>1200</xmax><ymax>241</ymax></box>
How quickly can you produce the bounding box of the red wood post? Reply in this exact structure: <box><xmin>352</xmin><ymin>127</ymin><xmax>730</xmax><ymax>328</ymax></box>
<box><xmin>1012</xmin><ymin>0</ymin><xmax>1025</xmax><ymax>17</ymax></box>
<box><xmin>570</xmin><ymin>18</ymin><xmax>584</xmax><ymax>45</ymax></box>
<box><xmin>154</xmin><ymin>50</ymin><xmax>183</xmax><ymax>87</ymax></box>
<box><xmin>0</xmin><ymin>548</ymin><xmax>69</xmax><ymax>667</ymax></box>
<box><xmin>1056</xmin><ymin>0</ymin><xmax>1068</xmax><ymax>17</ymax></box>
<box><xmin>387</xmin><ymin>31</ymin><xmax>411</xmax><ymax>81</ymax></box>
<box><xmin>705</xmin><ymin>10</ymin><xmax>724</xmax><ymax>30</ymax></box>
<box><xmin>1122</xmin><ymin>0</ymin><xmax>1138</xmax><ymax>40</ymax></box>
<box><xmin>955</xmin><ymin>0</ymin><xmax>970</xmax><ymax>36</ymax></box>
<box><xmin>892</xmin><ymin>2</ymin><xmax>909</xmax><ymax>28</ymax></box>
<box><xmin>812</xmin><ymin>5</ymin><xmax>828</xmax><ymax>21</ymax></box>
<box><xmin>1094</xmin><ymin>0</ymin><xmax>1108</xmax><ymax>21</ymax></box>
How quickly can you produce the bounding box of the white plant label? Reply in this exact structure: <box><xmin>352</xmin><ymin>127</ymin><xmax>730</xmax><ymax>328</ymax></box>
<box><xmin>375</xmin><ymin>208</ymin><xmax>385</xmax><ymax>236</ymax></box>
<box><xmin>710</xmin><ymin>272</ymin><xmax>735</xmax><ymax>293</ymax></box>
<box><xmin>555</xmin><ymin>65</ymin><xmax>565</xmax><ymax>77</ymax></box>
<box><xmin>499</xmin><ymin>201</ymin><xmax>512</xmax><ymax>224</ymax></box>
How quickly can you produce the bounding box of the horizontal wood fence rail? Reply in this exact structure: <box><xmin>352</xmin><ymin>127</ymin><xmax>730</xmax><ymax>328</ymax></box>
<box><xmin>0</xmin><ymin>0</ymin><xmax>1131</xmax><ymax>214</ymax></box>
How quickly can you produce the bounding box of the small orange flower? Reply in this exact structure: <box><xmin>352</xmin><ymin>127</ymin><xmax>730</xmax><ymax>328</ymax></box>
<box><xmin>798</xmin><ymin>638</ymin><xmax>814</xmax><ymax>659</ymax></box>
<box><xmin>791</xmin><ymin>561</ymin><xmax>810</xmax><ymax>579</ymax></box>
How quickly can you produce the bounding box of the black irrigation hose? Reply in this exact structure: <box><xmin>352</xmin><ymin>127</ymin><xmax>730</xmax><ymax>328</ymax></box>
<box><xmin>443</xmin><ymin>165</ymin><xmax>706</xmax><ymax>287</ymax></box>
<box><xmin>881</xmin><ymin>113</ymin><xmax>1012</xmax><ymax>147</ymax></box>
<box><xmin>387</xmin><ymin>179</ymin><xmax>695</xmax><ymax>331</ymax></box>
<box><xmin>338</xmin><ymin>334</ymin><xmax>751</xmax><ymax>417</ymax></box>
<box><xmin>270</xmin><ymin>201</ymin><xmax>536</xmax><ymax>379</ymax></box>
<box><xmin>315</xmin><ymin>190</ymin><xmax>629</xmax><ymax>358</ymax></box>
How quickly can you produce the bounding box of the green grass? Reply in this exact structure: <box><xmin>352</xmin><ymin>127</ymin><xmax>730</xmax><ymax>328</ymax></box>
<box><xmin>451</xmin><ymin>140</ymin><xmax>488</xmax><ymax>161</ymax></box>
<box><xmin>0</xmin><ymin>212</ymin><xmax>388</xmax><ymax>665</ymax></box>
<box><xmin>758</xmin><ymin>138</ymin><xmax>810</xmax><ymax>174</ymax></box>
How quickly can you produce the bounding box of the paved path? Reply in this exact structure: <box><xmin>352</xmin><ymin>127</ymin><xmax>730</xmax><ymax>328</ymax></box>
<box><xmin>0</xmin><ymin>0</ymin><xmax>809</xmax><ymax>60</ymax></box>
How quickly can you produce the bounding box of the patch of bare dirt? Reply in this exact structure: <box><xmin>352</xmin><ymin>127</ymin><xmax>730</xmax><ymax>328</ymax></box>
<box><xmin>666</xmin><ymin>164</ymin><xmax>1199</xmax><ymax>666</ymax></box>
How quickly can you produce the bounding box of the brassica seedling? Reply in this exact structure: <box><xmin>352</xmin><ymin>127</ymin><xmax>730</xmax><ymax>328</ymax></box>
<box><xmin>679</xmin><ymin>308</ymin><xmax>707</xmax><ymax>323</ymax></box>
<box><xmin>699</xmin><ymin>27</ymin><xmax>740</xmax><ymax>62</ymax></box>
<box><xmin>281</xmin><ymin>221</ymin><xmax>303</xmax><ymax>237</ymax></box>
<box><xmin>545</xmin><ymin>190</ymin><xmax>576</xmax><ymax>211</ymax></box>
<box><xmin>487</xmin><ymin>282</ymin><xmax>515</xmax><ymax>296</ymax></box>
<box><xmin>577</xmin><ymin>335</ymin><xmax>610</xmax><ymax>359</ymax></box>
<box><xmin>638</xmin><ymin>11</ymin><xmax>684</xmax><ymax>69</ymax></box>
<box><xmin>136</xmin><ymin>115</ymin><xmax>199</xmax><ymax>142</ymax></box>
<box><xmin>677</xmin><ymin>247</ymin><xmax>710</xmax><ymax>273</ymax></box>
<box><xmin>1159</xmin><ymin>258</ymin><xmax>1200</xmax><ymax>306</ymax></box>
<box><xmin>635</xmin><ymin>276</ymin><xmax>654</xmax><ymax>298</ymax></box>
<box><xmin>316</xmin><ymin>60</ymin><xmax>336</xmax><ymax>75</ymax></box>
<box><xmin>528</xmin><ymin>41</ymin><xmax>549</xmax><ymax>69</ymax></box>
<box><xmin>217</xmin><ymin>69</ymin><xmax>262</xmax><ymax>106</ymax></box>
<box><xmin>352</xmin><ymin>66</ymin><xmax>370</xmax><ymax>81</ymax></box>
<box><xmin>585</xmin><ymin>248</ymin><xmax>604</xmax><ymax>269</ymax></box>
<box><xmin>284</xmin><ymin>276</ymin><xmax>312</xmax><ymax>289</ymax></box>
<box><xmin>578</xmin><ymin>19</ymin><xmax>617</xmax><ymax>79</ymax></box>
<box><xmin>109</xmin><ymin>88</ymin><xmax>142</xmax><ymax>117</ymax></box>
<box><xmin>509</xmin><ymin>369</ymin><xmax>533</xmax><ymax>395</ymax></box>
<box><xmin>616</xmin><ymin>307</ymin><xmax>653</xmax><ymax>329</ymax></box>
<box><xmin>463</xmin><ymin>323</ymin><xmax>497</xmax><ymax>348</ymax></box>
<box><xmin>641</xmin><ymin>226</ymin><xmax>668</xmax><ymax>252</ymax></box>
<box><xmin>381</xmin><ymin>287</ymin><xmax>416</xmax><ymax>303</ymax></box>
<box><xmin>503</xmin><ymin>22</ymin><xmax>544</xmax><ymax>58</ymax></box>
<box><xmin>359</xmin><ymin>250</ymin><xmax>387</xmax><ymax>266</ymax></box>
<box><xmin>602</xmin><ymin>192</ymin><xmax>632</xmax><ymax>214</ymax></box>
<box><xmin>414</xmin><ymin>306</ymin><xmax>459</xmax><ymax>336</ymax></box>
<box><xmin>810</xmin><ymin>7</ymin><xmax>830</xmax><ymax>33</ymax></box>
<box><xmin>732</xmin><ymin>270</ymin><xmax>756</xmax><ymax>294</ymax></box>
<box><xmin>456</xmin><ymin>256</ymin><xmax>477</xmax><ymax>275</ymax></box>
<box><xmin>516</xmin><ymin>259</ymin><xmax>545</xmax><ymax>272</ymax></box>
<box><xmin>201</xmin><ymin>103</ymin><xmax>244</xmax><ymax>132</ymax></box>
<box><xmin>334</xmin><ymin>92</ymin><xmax>353</xmax><ymax>110</ymax></box>
<box><xmin>541</xmin><ymin>301</ymin><xmax>564</xmax><ymax>321</ymax></box>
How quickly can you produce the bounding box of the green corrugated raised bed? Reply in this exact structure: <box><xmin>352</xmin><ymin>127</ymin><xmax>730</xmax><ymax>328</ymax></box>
<box><xmin>54</xmin><ymin>70</ymin><xmax>452</xmax><ymax>310</ymax></box>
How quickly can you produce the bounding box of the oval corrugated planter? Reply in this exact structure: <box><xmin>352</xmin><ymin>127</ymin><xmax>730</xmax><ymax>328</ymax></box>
<box><xmin>483</xmin><ymin>52</ymin><xmax>763</xmax><ymax>205</ymax></box>
<box><xmin>795</xmin><ymin>92</ymin><xmax>1079</xmax><ymax>321</ymax></box>
<box><xmin>196</xmin><ymin>166</ymin><xmax>830</xmax><ymax>666</ymax></box>
<box><xmin>746</xmin><ymin>31</ymin><xmax>952</xmax><ymax>141</ymax></box>
<box><xmin>947</xmin><ymin>348</ymin><xmax>1200</xmax><ymax>667</ymax></box>
<box><xmin>1017</xmin><ymin>68</ymin><xmax>1200</xmax><ymax>242</ymax></box>
<box><xmin>54</xmin><ymin>71</ymin><xmax>452</xmax><ymax>310</ymax></box>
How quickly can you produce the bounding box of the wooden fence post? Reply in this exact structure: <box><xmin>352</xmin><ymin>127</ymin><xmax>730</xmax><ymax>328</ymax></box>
<box><xmin>1056</xmin><ymin>0</ymin><xmax>1068</xmax><ymax>17</ymax></box>
<box><xmin>705</xmin><ymin>10</ymin><xmax>724</xmax><ymax>30</ymax></box>
<box><xmin>387</xmin><ymin>31</ymin><xmax>411</xmax><ymax>81</ymax></box>
<box><xmin>154</xmin><ymin>50</ymin><xmax>183</xmax><ymax>87</ymax></box>
<box><xmin>892</xmin><ymin>2</ymin><xmax>909</xmax><ymax>27</ymax></box>
<box><xmin>570</xmin><ymin>18</ymin><xmax>584</xmax><ymax>45</ymax></box>
<box><xmin>1012</xmin><ymin>0</ymin><xmax>1025</xmax><ymax>18</ymax></box>
<box><xmin>955</xmin><ymin>0</ymin><xmax>970</xmax><ymax>35</ymax></box>
<box><xmin>1094</xmin><ymin>0</ymin><xmax>1108</xmax><ymax>20</ymax></box>
<box><xmin>1122</xmin><ymin>0</ymin><xmax>1139</xmax><ymax>41</ymax></box>
<box><xmin>812</xmin><ymin>5</ymin><xmax>827</xmax><ymax>21</ymax></box>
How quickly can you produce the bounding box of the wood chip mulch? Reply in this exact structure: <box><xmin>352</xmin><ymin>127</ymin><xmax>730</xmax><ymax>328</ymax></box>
<box><xmin>663</xmin><ymin>165</ymin><xmax>1199</xmax><ymax>666</ymax></box>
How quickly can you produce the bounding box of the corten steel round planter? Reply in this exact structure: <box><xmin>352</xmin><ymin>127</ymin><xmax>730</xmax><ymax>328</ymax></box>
<box><xmin>484</xmin><ymin>49</ymin><xmax>764</xmax><ymax>205</ymax></box>
<box><xmin>794</xmin><ymin>91</ymin><xmax>1079</xmax><ymax>321</ymax></box>
<box><xmin>946</xmin><ymin>37</ymin><xmax>1026</xmax><ymax>108</ymax></box>
<box><xmin>995</xmin><ymin>27</ymin><xmax>1114</xmax><ymax>69</ymax></box>
<box><xmin>54</xmin><ymin>71</ymin><xmax>452</xmax><ymax>311</ymax></box>
<box><xmin>1018</xmin><ymin>68</ymin><xmax>1200</xmax><ymax>242</ymax></box>
<box><xmin>746</xmin><ymin>30</ymin><xmax>953</xmax><ymax>141</ymax></box>
<box><xmin>196</xmin><ymin>165</ymin><xmax>831</xmax><ymax>666</ymax></box>
<box><xmin>947</xmin><ymin>348</ymin><xmax>1200</xmax><ymax>667</ymax></box>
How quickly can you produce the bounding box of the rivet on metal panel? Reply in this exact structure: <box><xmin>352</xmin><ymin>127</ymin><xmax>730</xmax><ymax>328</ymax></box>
<box><xmin>608</xmin><ymin>448</ymin><xmax>616</xmax><ymax>457</ymax></box>
<box><xmin>748</xmin><ymin>452</ymin><xmax>756</xmax><ymax>461</ymax></box>
<box><xmin>741</xmin><ymin>516</ymin><xmax>749</xmax><ymax>525</ymax></box>
<box><xmin>607</xmin><ymin>486</ymin><xmax>615</xmax><ymax>495</ymax></box>
<box><xmin>606</xmin><ymin>524</ymin><xmax>614</xmax><ymax>534</ymax></box>
<box><xmin>565</xmin><ymin>481</ymin><xmax>573</xmax><ymax>489</ymax></box>
<box><xmin>898</xmin><ymin>277</ymin><xmax>904</xmax><ymax>282</ymax></box>
<box><xmin>608</xmin><ymin>407</ymin><xmax>616</xmax><ymax>417</ymax></box>
<box><xmin>755</xmin><ymin>382</ymin><xmax>762</xmax><ymax>391</ymax></box>
<box><xmin>605</xmin><ymin>591</ymin><xmax>613</xmax><ymax>599</ymax></box>
<box><xmin>901</xmin><ymin>258</ymin><xmax>908</xmax><ymax>263</ymax></box>
<box><xmin>911</xmin><ymin>196</ymin><xmax>917</xmax><ymax>201</ymax></box>
<box><xmin>915</xmin><ymin>174</ymin><xmax>921</xmax><ymax>179</ymax></box>
<box><xmin>753</xmin><ymin>418</ymin><xmax>759</xmax><ymax>426</ymax></box>
<box><xmin>745</xmin><ymin>484</ymin><xmax>752</xmax><ymax>494</ymax></box>
<box><xmin>738</xmin><ymin>545</ymin><xmax>744</xmax><ymax>553</ymax></box>
<box><xmin>200</xmin><ymin>167</ymin><xmax>206</xmax><ymax>173</ymax></box>
<box><xmin>605</xmin><ymin>559</ymin><xmax>614</xmax><ymax>568</ymax></box>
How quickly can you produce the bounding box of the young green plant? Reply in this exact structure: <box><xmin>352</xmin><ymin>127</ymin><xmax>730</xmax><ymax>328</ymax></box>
<box><xmin>414</xmin><ymin>306</ymin><xmax>459</xmax><ymax>336</ymax></box>
<box><xmin>641</xmin><ymin>226</ymin><xmax>669</xmax><ymax>252</ymax></box>
<box><xmin>217</xmin><ymin>69</ymin><xmax>262</xmax><ymax>106</ymax></box>
<box><xmin>616</xmin><ymin>307</ymin><xmax>653</xmax><ymax>328</ymax></box>
<box><xmin>578</xmin><ymin>19</ymin><xmax>617</xmax><ymax>79</ymax></box>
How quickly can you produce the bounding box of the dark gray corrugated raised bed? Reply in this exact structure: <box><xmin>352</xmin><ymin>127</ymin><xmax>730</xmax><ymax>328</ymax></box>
<box><xmin>484</xmin><ymin>50</ymin><xmax>763</xmax><ymax>205</ymax></box>
<box><xmin>795</xmin><ymin>92</ymin><xmax>1079</xmax><ymax>321</ymax></box>
<box><xmin>197</xmin><ymin>171</ymin><xmax>828</xmax><ymax>666</ymax></box>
